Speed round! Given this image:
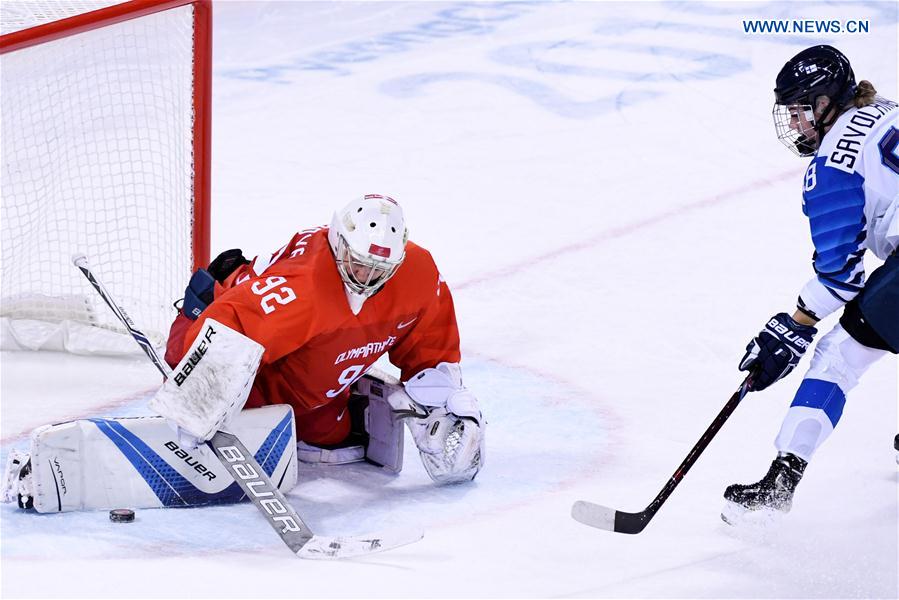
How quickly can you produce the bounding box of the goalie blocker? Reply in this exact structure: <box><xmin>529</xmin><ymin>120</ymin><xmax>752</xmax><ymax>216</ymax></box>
<box><xmin>3</xmin><ymin>405</ymin><xmax>297</xmax><ymax>513</ymax></box>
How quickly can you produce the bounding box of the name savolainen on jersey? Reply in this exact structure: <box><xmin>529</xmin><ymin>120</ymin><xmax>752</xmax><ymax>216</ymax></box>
<box><xmin>827</xmin><ymin>98</ymin><xmax>898</xmax><ymax>173</ymax></box>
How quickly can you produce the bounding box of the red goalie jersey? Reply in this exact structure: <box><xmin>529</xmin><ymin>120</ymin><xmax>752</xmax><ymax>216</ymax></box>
<box><xmin>165</xmin><ymin>227</ymin><xmax>461</xmax><ymax>445</ymax></box>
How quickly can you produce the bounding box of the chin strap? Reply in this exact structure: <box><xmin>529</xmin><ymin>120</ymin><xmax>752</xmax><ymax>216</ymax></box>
<box><xmin>812</xmin><ymin>87</ymin><xmax>853</xmax><ymax>149</ymax></box>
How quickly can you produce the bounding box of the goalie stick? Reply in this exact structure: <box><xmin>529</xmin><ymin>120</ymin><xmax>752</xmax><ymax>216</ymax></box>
<box><xmin>73</xmin><ymin>254</ymin><xmax>422</xmax><ymax>559</ymax></box>
<box><xmin>571</xmin><ymin>376</ymin><xmax>753</xmax><ymax>534</ymax></box>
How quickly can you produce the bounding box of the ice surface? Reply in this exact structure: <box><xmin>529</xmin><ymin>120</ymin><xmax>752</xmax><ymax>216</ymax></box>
<box><xmin>2</xmin><ymin>2</ymin><xmax>896</xmax><ymax>598</ymax></box>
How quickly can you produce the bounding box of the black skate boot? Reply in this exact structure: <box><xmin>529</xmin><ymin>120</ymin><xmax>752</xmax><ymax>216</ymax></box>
<box><xmin>894</xmin><ymin>434</ymin><xmax>898</xmax><ymax>465</ymax></box>
<box><xmin>721</xmin><ymin>452</ymin><xmax>807</xmax><ymax>525</ymax></box>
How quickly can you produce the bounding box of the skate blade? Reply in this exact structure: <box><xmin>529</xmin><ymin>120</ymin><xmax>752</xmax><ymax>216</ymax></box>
<box><xmin>720</xmin><ymin>501</ymin><xmax>784</xmax><ymax>529</ymax></box>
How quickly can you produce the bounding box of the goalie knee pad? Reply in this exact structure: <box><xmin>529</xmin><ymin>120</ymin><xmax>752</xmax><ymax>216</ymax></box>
<box><xmin>2</xmin><ymin>405</ymin><xmax>297</xmax><ymax>513</ymax></box>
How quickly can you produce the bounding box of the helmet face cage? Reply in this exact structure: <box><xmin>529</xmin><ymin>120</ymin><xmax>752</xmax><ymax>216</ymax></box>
<box><xmin>772</xmin><ymin>45</ymin><xmax>856</xmax><ymax>157</ymax></box>
<box><xmin>333</xmin><ymin>232</ymin><xmax>403</xmax><ymax>296</ymax></box>
<box><xmin>773</xmin><ymin>102</ymin><xmax>818</xmax><ymax>157</ymax></box>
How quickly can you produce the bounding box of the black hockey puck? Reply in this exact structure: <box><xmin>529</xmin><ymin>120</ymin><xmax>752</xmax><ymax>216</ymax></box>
<box><xmin>109</xmin><ymin>508</ymin><xmax>135</xmax><ymax>523</ymax></box>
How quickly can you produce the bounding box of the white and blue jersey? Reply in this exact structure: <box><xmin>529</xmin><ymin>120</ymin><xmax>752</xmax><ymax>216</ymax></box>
<box><xmin>798</xmin><ymin>96</ymin><xmax>899</xmax><ymax>320</ymax></box>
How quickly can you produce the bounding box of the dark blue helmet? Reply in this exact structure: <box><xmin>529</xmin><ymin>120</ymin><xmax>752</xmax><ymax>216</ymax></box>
<box><xmin>774</xmin><ymin>45</ymin><xmax>856</xmax><ymax>108</ymax></box>
<box><xmin>772</xmin><ymin>45</ymin><xmax>856</xmax><ymax>156</ymax></box>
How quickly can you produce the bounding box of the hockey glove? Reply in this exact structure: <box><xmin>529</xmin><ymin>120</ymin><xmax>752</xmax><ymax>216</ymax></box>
<box><xmin>400</xmin><ymin>363</ymin><xmax>485</xmax><ymax>485</ymax></box>
<box><xmin>739</xmin><ymin>312</ymin><xmax>817</xmax><ymax>391</ymax></box>
<box><xmin>181</xmin><ymin>250</ymin><xmax>250</xmax><ymax>320</ymax></box>
<box><xmin>207</xmin><ymin>248</ymin><xmax>250</xmax><ymax>283</ymax></box>
<box><xmin>182</xmin><ymin>268</ymin><xmax>215</xmax><ymax>320</ymax></box>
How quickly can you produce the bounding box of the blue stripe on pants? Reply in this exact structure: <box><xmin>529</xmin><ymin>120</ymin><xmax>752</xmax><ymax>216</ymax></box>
<box><xmin>791</xmin><ymin>378</ymin><xmax>846</xmax><ymax>428</ymax></box>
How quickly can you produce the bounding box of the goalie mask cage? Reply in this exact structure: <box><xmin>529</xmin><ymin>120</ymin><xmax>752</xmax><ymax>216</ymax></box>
<box><xmin>1</xmin><ymin>0</ymin><xmax>210</xmax><ymax>354</ymax></box>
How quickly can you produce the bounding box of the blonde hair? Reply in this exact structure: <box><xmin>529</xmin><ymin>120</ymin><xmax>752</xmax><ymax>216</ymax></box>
<box><xmin>853</xmin><ymin>80</ymin><xmax>877</xmax><ymax>107</ymax></box>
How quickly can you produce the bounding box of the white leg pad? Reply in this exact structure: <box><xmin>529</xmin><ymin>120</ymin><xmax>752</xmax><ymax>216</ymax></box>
<box><xmin>21</xmin><ymin>405</ymin><xmax>297</xmax><ymax>513</ymax></box>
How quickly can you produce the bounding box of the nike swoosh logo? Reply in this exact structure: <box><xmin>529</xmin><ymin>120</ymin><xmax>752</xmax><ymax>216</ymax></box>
<box><xmin>336</xmin><ymin>408</ymin><xmax>347</xmax><ymax>422</ymax></box>
<box><xmin>397</xmin><ymin>317</ymin><xmax>417</xmax><ymax>329</ymax></box>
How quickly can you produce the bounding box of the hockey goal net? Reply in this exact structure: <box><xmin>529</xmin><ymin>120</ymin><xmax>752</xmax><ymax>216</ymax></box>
<box><xmin>1</xmin><ymin>0</ymin><xmax>210</xmax><ymax>354</ymax></box>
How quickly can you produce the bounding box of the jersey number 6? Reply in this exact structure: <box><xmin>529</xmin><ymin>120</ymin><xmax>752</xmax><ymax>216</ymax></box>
<box><xmin>251</xmin><ymin>276</ymin><xmax>297</xmax><ymax>314</ymax></box>
<box><xmin>879</xmin><ymin>127</ymin><xmax>899</xmax><ymax>175</ymax></box>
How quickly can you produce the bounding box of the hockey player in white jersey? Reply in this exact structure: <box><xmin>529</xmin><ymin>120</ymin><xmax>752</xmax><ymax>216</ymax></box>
<box><xmin>722</xmin><ymin>45</ymin><xmax>898</xmax><ymax>523</ymax></box>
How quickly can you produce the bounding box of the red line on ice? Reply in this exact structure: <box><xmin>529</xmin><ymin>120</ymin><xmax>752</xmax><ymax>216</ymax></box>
<box><xmin>455</xmin><ymin>169</ymin><xmax>800</xmax><ymax>291</ymax></box>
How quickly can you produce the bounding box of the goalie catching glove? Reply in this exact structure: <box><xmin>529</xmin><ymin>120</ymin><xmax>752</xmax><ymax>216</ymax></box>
<box><xmin>393</xmin><ymin>362</ymin><xmax>485</xmax><ymax>484</ymax></box>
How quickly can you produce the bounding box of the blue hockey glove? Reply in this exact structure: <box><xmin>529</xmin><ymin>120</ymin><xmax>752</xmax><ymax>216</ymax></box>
<box><xmin>739</xmin><ymin>313</ymin><xmax>817</xmax><ymax>391</ymax></box>
<box><xmin>182</xmin><ymin>268</ymin><xmax>215</xmax><ymax>320</ymax></box>
<box><xmin>179</xmin><ymin>250</ymin><xmax>249</xmax><ymax>320</ymax></box>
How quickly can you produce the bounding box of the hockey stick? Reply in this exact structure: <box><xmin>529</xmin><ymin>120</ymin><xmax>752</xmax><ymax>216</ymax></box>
<box><xmin>571</xmin><ymin>375</ymin><xmax>754</xmax><ymax>534</ymax></box>
<box><xmin>73</xmin><ymin>254</ymin><xmax>422</xmax><ymax>559</ymax></box>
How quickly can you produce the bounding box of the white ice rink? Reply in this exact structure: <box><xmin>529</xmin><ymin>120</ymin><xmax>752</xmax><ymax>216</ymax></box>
<box><xmin>2</xmin><ymin>1</ymin><xmax>897</xmax><ymax>598</ymax></box>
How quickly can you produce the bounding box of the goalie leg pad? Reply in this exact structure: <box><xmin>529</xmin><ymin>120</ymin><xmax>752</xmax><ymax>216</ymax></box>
<box><xmin>7</xmin><ymin>405</ymin><xmax>297</xmax><ymax>513</ymax></box>
<box><xmin>150</xmin><ymin>318</ymin><xmax>264</xmax><ymax>441</ymax></box>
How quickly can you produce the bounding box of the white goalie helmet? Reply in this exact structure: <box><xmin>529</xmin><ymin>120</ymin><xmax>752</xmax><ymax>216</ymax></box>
<box><xmin>328</xmin><ymin>194</ymin><xmax>408</xmax><ymax>296</ymax></box>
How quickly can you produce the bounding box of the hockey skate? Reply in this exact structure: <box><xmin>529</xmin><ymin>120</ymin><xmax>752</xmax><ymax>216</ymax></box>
<box><xmin>721</xmin><ymin>452</ymin><xmax>806</xmax><ymax>527</ymax></box>
<box><xmin>2</xmin><ymin>450</ymin><xmax>34</xmax><ymax>510</ymax></box>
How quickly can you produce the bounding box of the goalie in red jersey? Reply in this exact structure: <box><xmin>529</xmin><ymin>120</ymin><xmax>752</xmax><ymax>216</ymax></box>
<box><xmin>3</xmin><ymin>194</ymin><xmax>482</xmax><ymax>514</ymax></box>
<box><xmin>163</xmin><ymin>193</ymin><xmax>484</xmax><ymax>484</ymax></box>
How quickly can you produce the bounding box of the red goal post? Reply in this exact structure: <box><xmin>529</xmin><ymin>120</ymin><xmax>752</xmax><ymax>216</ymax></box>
<box><xmin>1</xmin><ymin>0</ymin><xmax>211</xmax><ymax>354</ymax></box>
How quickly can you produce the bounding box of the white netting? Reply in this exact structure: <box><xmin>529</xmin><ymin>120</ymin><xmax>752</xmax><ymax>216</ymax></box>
<box><xmin>1</xmin><ymin>3</ymin><xmax>199</xmax><ymax>354</ymax></box>
<box><xmin>0</xmin><ymin>1</ymin><xmax>121</xmax><ymax>35</ymax></box>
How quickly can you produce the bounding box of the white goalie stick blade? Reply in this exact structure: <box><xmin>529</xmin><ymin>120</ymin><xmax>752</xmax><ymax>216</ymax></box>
<box><xmin>210</xmin><ymin>432</ymin><xmax>423</xmax><ymax>560</ymax></box>
<box><xmin>296</xmin><ymin>529</ymin><xmax>424</xmax><ymax>560</ymax></box>
<box><xmin>571</xmin><ymin>501</ymin><xmax>617</xmax><ymax>531</ymax></box>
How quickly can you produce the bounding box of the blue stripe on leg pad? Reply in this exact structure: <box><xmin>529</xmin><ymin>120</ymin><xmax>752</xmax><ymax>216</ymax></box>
<box><xmin>790</xmin><ymin>379</ymin><xmax>846</xmax><ymax>427</ymax></box>
<box><xmin>89</xmin><ymin>412</ymin><xmax>293</xmax><ymax>507</ymax></box>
